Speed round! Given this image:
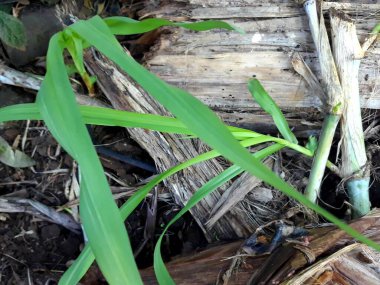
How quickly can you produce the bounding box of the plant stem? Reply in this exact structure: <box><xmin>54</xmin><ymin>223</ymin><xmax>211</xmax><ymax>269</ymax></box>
<box><xmin>304</xmin><ymin>114</ymin><xmax>339</xmax><ymax>203</ymax></box>
<box><xmin>302</xmin><ymin>0</ymin><xmax>343</xmax><ymax>203</ymax></box>
<box><xmin>347</xmin><ymin>177</ymin><xmax>370</xmax><ymax>218</ymax></box>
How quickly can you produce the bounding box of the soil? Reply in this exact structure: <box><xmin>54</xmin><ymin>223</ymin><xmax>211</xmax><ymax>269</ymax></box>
<box><xmin>0</xmin><ymin>93</ymin><xmax>80</xmax><ymax>283</ymax></box>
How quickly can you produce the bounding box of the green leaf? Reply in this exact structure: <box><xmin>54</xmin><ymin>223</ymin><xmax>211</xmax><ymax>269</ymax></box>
<box><xmin>0</xmin><ymin>103</ymin><xmax>41</xmax><ymax>122</ymax></box>
<box><xmin>37</xmin><ymin>33</ymin><xmax>142</xmax><ymax>285</ymax></box>
<box><xmin>63</xmin><ymin>31</ymin><xmax>95</xmax><ymax>94</ymax></box>
<box><xmin>248</xmin><ymin>79</ymin><xmax>298</xmax><ymax>144</ymax></box>
<box><xmin>0</xmin><ymin>136</ymin><xmax>35</xmax><ymax>168</ymax></box>
<box><xmin>306</xmin><ymin>136</ymin><xmax>318</xmax><ymax>154</ymax></box>
<box><xmin>0</xmin><ymin>103</ymin><xmax>247</xmax><ymax>139</ymax></box>
<box><xmin>0</xmin><ymin>103</ymin><xmax>313</xmax><ymax>159</ymax></box>
<box><xmin>0</xmin><ymin>103</ymin><xmax>335</xmax><ymax>172</ymax></box>
<box><xmin>104</xmin><ymin>16</ymin><xmax>245</xmax><ymax>35</ymax></box>
<box><xmin>64</xmin><ymin>31</ymin><xmax>86</xmax><ymax>76</ymax></box>
<box><xmin>0</xmin><ymin>10</ymin><xmax>26</xmax><ymax>50</ymax></box>
<box><xmin>372</xmin><ymin>22</ymin><xmax>380</xmax><ymax>34</ymax></box>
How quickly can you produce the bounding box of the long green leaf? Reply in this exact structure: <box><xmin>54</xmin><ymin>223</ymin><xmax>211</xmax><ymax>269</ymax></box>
<box><xmin>0</xmin><ymin>103</ymin><xmax>41</xmax><ymax>121</ymax></box>
<box><xmin>0</xmin><ymin>104</ymin><xmax>307</xmax><ymax>153</ymax></box>
<box><xmin>37</xmin><ymin>33</ymin><xmax>142</xmax><ymax>285</ymax></box>
<box><xmin>0</xmin><ymin>103</ymin><xmax>339</xmax><ymax>173</ymax></box>
<box><xmin>248</xmin><ymin>79</ymin><xmax>298</xmax><ymax>144</ymax></box>
<box><xmin>0</xmin><ymin>10</ymin><xmax>26</xmax><ymax>50</ymax></box>
<box><xmin>0</xmin><ymin>103</ymin><xmax>256</xmax><ymax>140</ymax></box>
<box><xmin>104</xmin><ymin>16</ymin><xmax>245</xmax><ymax>35</ymax></box>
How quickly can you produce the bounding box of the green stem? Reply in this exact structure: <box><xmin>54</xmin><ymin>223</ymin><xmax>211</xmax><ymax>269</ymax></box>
<box><xmin>305</xmin><ymin>114</ymin><xmax>340</xmax><ymax>203</ymax></box>
<box><xmin>347</xmin><ymin>177</ymin><xmax>371</xmax><ymax>218</ymax></box>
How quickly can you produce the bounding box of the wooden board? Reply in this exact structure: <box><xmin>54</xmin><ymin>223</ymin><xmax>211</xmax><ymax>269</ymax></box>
<box><xmin>139</xmin><ymin>210</ymin><xmax>380</xmax><ymax>284</ymax></box>
<box><xmin>142</xmin><ymin>1</ymin><xmax>380</xmax><ymax>113</ymax></box>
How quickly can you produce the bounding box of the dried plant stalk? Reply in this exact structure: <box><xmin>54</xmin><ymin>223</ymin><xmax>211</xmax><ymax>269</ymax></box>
<box><xmin>330</xmin><ymin>9</ymin><xmax>370</xmax><ymax>218</ymax></box>
<box><xmin>302</xmin><ymin>0</ymin><xmax>343</xmax><ymax>203</ymax></box>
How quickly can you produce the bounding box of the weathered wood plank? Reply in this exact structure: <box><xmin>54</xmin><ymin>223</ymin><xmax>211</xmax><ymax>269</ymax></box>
<box><xmin>143</xmin><ymin>1</ymin><xmax>380</xmax><ymax>111</ymax></box>
<box><xmin>323</xmin><ymin>2</ymin><xmax>380</xmax><ymax>14</ymax></box>
<box><xmin>139</xmin><ymin>210</ymin><xmax>380</xmax><ymax>284</ymax></box>
<box><xmin>285</xmin><ymin>243</ymin><xmax>380</xmax><ymax>285</ymax></box>
<box><xmin>190</xmin><ymin>5</ymin><xmax>304</xmax><ymax>19</ymax></box>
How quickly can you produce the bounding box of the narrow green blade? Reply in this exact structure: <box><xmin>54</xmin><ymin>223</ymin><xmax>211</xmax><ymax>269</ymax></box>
<box><xmin>104</xmin><ymin>16</ymin><xmax>245</xmax><ymax>35</ymax></box>
<box><xmin>248</xmin><ymin>79</ymin><xmax>298</xmax><ymax>144</ymax></box>
<box><xmin>0</xmin><ymin>103</ymin><xmax>41</xmax><ymax>121</ymax></box>
<box><xmin>0</xmin><ymin>104</ymin><xmax>311</xmax><ymax>155</ymax></box>
<box><xmin>37</xmin><ymin>33</ymin><xmax>142</xmax><ymax>285</ymax></box>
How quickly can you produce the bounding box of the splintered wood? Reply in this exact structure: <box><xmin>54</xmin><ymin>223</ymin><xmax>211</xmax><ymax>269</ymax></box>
<box><xmin>284</xmin><ymin>243</ymin><xmax>380</xmax><ymax>285</ymax></box>
<box><xmin>139</xmin><ymin>210</ymin><xmax>380</xmax><ymax>284</ymax></box>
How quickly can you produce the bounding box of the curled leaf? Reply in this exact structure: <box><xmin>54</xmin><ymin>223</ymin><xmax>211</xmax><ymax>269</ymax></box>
<box><xmin>248</xmin><ymin>79</ymin><xmax>298</xmax><ymax>144</ymax></box>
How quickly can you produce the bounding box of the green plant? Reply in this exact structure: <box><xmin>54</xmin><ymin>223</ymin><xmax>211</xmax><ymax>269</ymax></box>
<box><xmin>0</xmin><ymin>15</ymin><xmax>379</xmax><ymax>284</ymax></box>
<box><xmin>0</xmin><ymin>5</ymin><xmax>26</xmax><ymax>50</ymax></box>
